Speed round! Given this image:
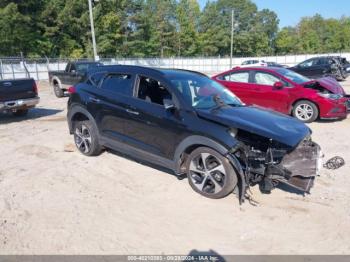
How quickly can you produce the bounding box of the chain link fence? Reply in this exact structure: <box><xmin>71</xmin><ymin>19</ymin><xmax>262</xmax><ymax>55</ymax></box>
<box><xmin>1</xmin><ymin>52</ymin><xmax>350</xmax><ymax>81</ymax></box>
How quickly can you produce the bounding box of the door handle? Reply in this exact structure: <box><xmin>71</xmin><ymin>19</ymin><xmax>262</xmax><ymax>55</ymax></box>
<box><xmin>126</xmin><ymin>109</ymin><xmax>140</xmax><ymax>115</ymax></box>
<box><xmin>89</xmin><ymin>97</ymin><xmax>100</xmax><ymax>103</ymax></box>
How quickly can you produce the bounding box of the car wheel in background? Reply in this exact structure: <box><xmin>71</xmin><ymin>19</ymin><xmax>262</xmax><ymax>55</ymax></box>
<box><xmin>186</xmin><ymin>147</ymin><xmax>238</xmax><ymax>199</ymax></box>
<box><xmin>53</xmin><ymin>82</ymin><xmax>64</xmax><ymax>98</ymax></box>
<box><xmin>73</xmin><ymin>120</ymin><xmax>102</xmax><ymax>156</ymax></box>
<box><xmin>292</xmin><ymin>100</ymin><xmax>319</xmax><ymax>123</ymax></box>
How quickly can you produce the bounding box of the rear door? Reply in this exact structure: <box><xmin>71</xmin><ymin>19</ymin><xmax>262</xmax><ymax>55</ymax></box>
<box><xmin>87</xmin><ymin>71</ymin><xmax>136</xmax><ymax>143</ymax></box>
<box><xmin>250</xmin><ymin>70</ymin><xmax>291</xmax><ymax>113</ymax></box>
<box><xmin>215</xmin><ymin>70</ymin><xmax>254</xmax><ymax>104</ymax></box>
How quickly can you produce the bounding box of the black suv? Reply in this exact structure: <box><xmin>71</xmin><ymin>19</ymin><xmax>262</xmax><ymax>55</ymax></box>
<box><xmin>67</xmin><ymin>65</ymin><xmax>321</xmax><ymax>202</ymax></box>
<box><xmin>289</xmin><ymin>56</ymin><xmax>349</xmax><ymax>81</ymax></box>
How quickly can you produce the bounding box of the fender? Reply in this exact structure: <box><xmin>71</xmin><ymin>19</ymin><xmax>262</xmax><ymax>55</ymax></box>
<box><xmin>67</xmin><ymin>104</ymin><xmax>98</xmax><ymax>135</ymax></box>
<box><xmin>173</xmin><ymin>135</ymin><xmax>246</xmax><ymax>203</ymax></box>
<box><xmin>174</xmin><ymin>135</ymin><xmax>231</xmax><ymax>172</ymax></box>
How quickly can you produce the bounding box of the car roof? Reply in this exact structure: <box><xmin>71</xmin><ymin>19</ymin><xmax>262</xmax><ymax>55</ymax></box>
<box><xmin>87</xmin><ymin>65</ymin><xmax>207</xmax><ymax>77</ymax></box>
<box><xmin>233</xmin><ymin>66</ymin><xmax>282</xmax><ymax>71</ymax></box>
<box><xmin>74</xmin><ymin>61</ymin><xmax>102</xmax><ymax>64</ymax></box>
<box><xmin>212</xmin><ymin>66</ymin><xmax>284</xmax><ymax>78</ymax></box>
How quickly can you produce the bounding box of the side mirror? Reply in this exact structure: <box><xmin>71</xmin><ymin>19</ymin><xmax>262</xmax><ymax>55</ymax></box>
<box><xmin>163</xmin><ymin>99</ymin><xmax>175</xmax><ymax>110</ymax></box>
<box><xmin>273</xmin><ymin>81</ymin><xmax>284</xmax><ymax>89</ymax></box>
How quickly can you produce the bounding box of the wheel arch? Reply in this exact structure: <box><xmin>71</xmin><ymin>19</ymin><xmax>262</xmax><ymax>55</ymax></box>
<box><xmin>290</xmin><ymin>98</ymin><xmax>320</xmax><ymax>116</ymax></box>
<box><xmin>173</xmin><ymin>135</ymin><xmax>246</xmax><ymax>203</ymax></box>
<box><xmin>68</xmin><ymin>104</ymin><xmax>98</xmax><ymax>135</ymax></box>
<box><xmin>51</xmin><ymin>76</ymin><xmax>62</xmax><ymax>88</ymax></box>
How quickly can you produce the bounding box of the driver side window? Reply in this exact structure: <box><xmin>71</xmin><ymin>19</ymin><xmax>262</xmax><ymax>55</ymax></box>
<box><xmin>254</xmin><ymin>72</ymin><xmax>280</xmax><ymax>85</ymax></box>
<box><xmin>137</xmin><ymin>76</ymin><xmax>172</xmax><ymax>106</ymax></box>
<box><xmin>299</xmin><ymin>59</ymin><xmax>315</xmax><ymax>68</ymax></box>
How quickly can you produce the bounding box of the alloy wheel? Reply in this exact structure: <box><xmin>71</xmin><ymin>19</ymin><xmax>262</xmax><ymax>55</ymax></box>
<box><xmin>74</xmin><ymin>124</ymin><xmax>92</xmax><ymax>154</ymax></box>
<box><xmin>295</xmin><ymin>103</ymin><xmax>314</xmax><ymax>121</ymax></box>
<box><xmin>189</xmin><ymin>152</ymin><xmax>226</xmax><ymax>195</ymax></box>
<box><xmin>54</xmin><ymin>84</ymin><xmax>60</xmax><ymax>96</ymax></box>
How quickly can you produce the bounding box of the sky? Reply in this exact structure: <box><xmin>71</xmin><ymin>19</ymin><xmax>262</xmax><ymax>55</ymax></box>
<box><xmin>197</xmin><ymin>0</ymin><xmax>350</xmax><ymax>28</ymax></box>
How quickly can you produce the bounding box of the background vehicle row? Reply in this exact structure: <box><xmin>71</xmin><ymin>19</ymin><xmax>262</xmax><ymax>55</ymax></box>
<box><xmin>213</xmin><ymin>67</ymin><xmax>350</xmax><ymax>123</ymax></box>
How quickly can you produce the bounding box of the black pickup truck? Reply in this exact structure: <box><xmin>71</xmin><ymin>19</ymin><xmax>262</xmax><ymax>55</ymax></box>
<box><xmin>0</xmin><ymin>78</ymin><xmax>39</xmax><ymax>116</ymax></box>
<box><xmin>49</xmin><ymin>61</ymin><xmax>103</xmax><ymax>98</ymax></box>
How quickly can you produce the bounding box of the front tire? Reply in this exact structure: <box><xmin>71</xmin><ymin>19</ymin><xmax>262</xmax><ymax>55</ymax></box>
<box><xmin>292</xmin><ymin>100</ymin><xmax>319</xmax><ymax>123</ymax></box>
<box><xmin>73</xmin><ymin>120</ymin><xmax>102</xmax><ymax>156</ymax></box>
<box><xmin>186</xmin><ymin>147</ymin><xmax>238</xmax><ymax>199</ymax></box>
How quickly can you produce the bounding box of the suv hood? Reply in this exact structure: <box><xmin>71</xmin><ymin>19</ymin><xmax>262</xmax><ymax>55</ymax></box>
<box><xmin>303</xmin><ymin>77</ymin><xmax>345</xmax><ymax>95</ymax></box>
<box><xmin>197</xmin><ymin>106</ymin><xmax>310</xmax><ymax>148</ymax></box>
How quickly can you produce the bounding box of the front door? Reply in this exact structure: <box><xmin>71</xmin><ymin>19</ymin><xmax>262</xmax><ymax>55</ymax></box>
<box><xmin>250</xmin><ymin>71</ymin><xmax>291</xmax><ymax>113</ymax></box>
<box><xmin>295</xmin><ymin>58</ymin><xmax>318</xmax><ymax>78</ymax></box>
<box><xmin>123</xmin><ymin>75</ymin><xmax>185</xmax><ymax>159</ymax></box>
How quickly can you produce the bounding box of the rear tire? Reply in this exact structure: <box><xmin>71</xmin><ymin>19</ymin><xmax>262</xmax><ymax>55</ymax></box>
<box><xmin>186</xmin><ymin>147</ymin><xmax>238</xmax><ymax>199</ymax></box>
<box><xmin>12</xmin><ymin>109</ymin><xmax>28</xmax><ymax>117</ymax></box>
<box><xmin>292</xmin><ymin>100</ymin><xmax>319</xmax><ymax>123</ymax></box>
<box><xmin>53</xmin><ymin>82</ymin><xmax>64</xmax><ymax>98</ymax></box>
<box><xmin>73</xmin><ymin>120</ymin><xmax>102</xmax><ymax>156</ymax></box>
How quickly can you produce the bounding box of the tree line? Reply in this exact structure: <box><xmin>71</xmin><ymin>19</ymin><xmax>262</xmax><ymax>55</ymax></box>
<box><xmin>0</xmin><ymin>0</ymin><xmax>349</xmax><ymax>58</ymax></box>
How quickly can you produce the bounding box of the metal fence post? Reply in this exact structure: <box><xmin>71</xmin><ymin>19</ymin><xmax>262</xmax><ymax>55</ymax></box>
<box><xmin>0</xmin><ymin>59</ymin><xmax>3</xmax><ymax>80</ymax></box>
<box><xmin>11</xmin><ymin>62</ymin><xmax>15</xmax><ymax>79</ymax></box>
<box><xmin>35</xmin><ymin>61</ymin><xmax>39</xmax><ymax>80</ymax></box>
<box><xmin>45</xmin><ymin>56</ymin><xmax>50</xmax><ymax>81</ymax></box>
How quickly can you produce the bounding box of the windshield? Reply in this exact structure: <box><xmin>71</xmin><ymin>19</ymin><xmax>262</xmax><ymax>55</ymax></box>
<box><xmin>170</xmin><ymin>74</ymin><xmax>243</xmax><ymax>109</ymax></box>
<box><xmin>276</xmin><ymin>68</ymin><xmax>310</xmax><ymax>84</ymax></box>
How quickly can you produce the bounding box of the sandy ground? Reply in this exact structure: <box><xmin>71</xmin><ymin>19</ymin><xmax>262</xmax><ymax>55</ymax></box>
<box><xmin>0</xmin><ymin>79</ymin><xmax>350</xmax><ymax>255</ymax></box>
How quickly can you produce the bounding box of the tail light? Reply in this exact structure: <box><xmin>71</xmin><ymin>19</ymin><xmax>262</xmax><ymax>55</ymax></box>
<box><xmin>68</xmin><ymin>86</ymin><xmax>76</xmax><ymax>94</ymax></box>
<box><xmin>33</xmin><ymin>82</ymin><xmax>38</xmax><ymax>95</ymax></box>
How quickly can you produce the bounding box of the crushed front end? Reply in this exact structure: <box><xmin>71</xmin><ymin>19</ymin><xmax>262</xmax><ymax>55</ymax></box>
<box><xmin>231</xmin><ymin>130</ymin><xmax>322</xmax><ymax>201</ymax></box>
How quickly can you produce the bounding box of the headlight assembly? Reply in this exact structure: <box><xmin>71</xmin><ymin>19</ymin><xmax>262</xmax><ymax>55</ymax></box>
<box><xmin>318</xmin><ymin>93</ymin><xmax>343</xmax><ymax>100</ymax></box>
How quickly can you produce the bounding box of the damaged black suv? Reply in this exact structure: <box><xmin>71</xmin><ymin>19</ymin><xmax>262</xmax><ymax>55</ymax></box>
<box><xmin>67</xmin><ymin>65</ymin><xmax>322</xmax><ymax>203</ymax></box>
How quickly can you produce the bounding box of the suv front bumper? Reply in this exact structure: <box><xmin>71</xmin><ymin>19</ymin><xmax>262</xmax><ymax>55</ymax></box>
<box><xmin>269</xmin><ymin>140</ymin><xmax>322</xmax><ymax>192</ymax></box>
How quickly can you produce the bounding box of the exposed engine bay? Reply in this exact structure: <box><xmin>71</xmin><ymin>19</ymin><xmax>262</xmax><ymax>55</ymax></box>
<box><xmin>231</xmin><ymin>130</ymin><xmax>322</xmax><ymax>200</ymax></box>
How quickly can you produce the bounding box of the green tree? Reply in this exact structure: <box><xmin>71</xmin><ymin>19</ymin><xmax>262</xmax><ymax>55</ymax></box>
<box><xmin>175</xmin><ymin>0</ymin><xmax>201</xmax><ymax>56</ymax></box>
<box><xmin>0</xmin><ymin>3</ymin><xmax>33</xmax><ymax>56</ymax></box>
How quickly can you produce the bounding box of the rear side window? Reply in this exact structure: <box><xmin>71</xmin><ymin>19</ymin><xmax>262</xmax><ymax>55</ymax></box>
<box><xmin>299</xmin><ymin>59</ymin><xmax>316</xmax><ymax>68</ymax></box>
<box><xmin>101</xmin><ymin>74</ymin><xmax>133</xmax><ymax>95</ymax></box>
<box><xmin>88</xmin><ymin>72</ymin><xmax>106</xmax><ymax>86</ymax></box>
<box><xmin>222</xmin><ymin>71</ymin><xmax>249</xmax><ymax>83</ymax></box>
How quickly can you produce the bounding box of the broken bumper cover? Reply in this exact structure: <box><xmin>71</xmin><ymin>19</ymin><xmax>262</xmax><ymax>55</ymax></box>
<box><xmin>0</xmin><ymin>97</ymin><xmax>39</xmax><ymax>112</ymax></box>
<box><xmin>267</xmin><ymin>140</ymin><xmax>322</xmax><ymax>192</ymax></box>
